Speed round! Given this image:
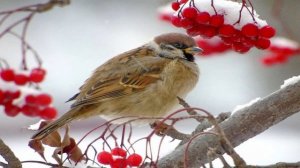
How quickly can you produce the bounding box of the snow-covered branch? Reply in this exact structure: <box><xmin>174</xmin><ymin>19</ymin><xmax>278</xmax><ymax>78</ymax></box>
<box><xmin>157</xmin><ymin>76</ymin><xmax>300</xmax><ymax>167</ymax></box>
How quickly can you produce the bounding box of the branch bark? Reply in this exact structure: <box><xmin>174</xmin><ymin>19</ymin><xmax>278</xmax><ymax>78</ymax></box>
<box><xmin>157</xmin><ymin>79</ymin><xmax>300</xmax><ymax>167</ymax></box>
<box><xmin>0</xmin><ymin>138</ymin><xmax>22</xmax><ymax>168</ymax></box>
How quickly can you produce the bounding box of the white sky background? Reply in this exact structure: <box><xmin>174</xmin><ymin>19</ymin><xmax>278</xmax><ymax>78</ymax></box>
<box><xmin>0</xmin><ymin>0</ymin><xmax>300</xmax><ymax>167</ymax></box>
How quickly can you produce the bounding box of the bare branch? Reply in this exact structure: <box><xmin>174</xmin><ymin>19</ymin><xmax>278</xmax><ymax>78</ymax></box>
<box><xmin>0</xmin><ymin>138</ymin><xmax>22</xmax><ymax>168</ymax></box>
<box><xmin>158</xmin><ymin>80</ymin><xmax>300</xmax><ymax>167</ymax></box>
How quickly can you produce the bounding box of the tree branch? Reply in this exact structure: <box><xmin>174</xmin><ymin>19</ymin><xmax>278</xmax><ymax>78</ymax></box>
<box><xmin>0</xmin><ymin>138</ymin><xmax>22</xmax><ymax>168</ymax></box>
<box><xmin>157</xmin><ymin>79</ymin><xmax>300</xmax><ymax>167</ymax></box>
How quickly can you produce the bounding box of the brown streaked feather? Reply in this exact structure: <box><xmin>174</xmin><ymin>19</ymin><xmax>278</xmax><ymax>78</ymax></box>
<box><xmin>70</xmin><ymin>47</ymin><xmax>168</xmax><ymax>108</ymax></box>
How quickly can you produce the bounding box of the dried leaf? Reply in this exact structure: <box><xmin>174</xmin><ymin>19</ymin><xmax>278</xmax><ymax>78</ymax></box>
<box><xmin>41</xmin><ymin>130</ymin><xmax>62</xmax><ymax>147</ymax></box>
<box><xmin>61</xmin><ymin>125</ymin><xmax>71</xmax><ymax>148</ymax></box>
<box><xmin>28</xmin><ymin>139</ymin><xmax>46</xmax><ymax>161</ymax></box>
<box><xmin>69</xmin><ymin>144</ymin><xmax>85</xmax><ymax>163</ymax></box>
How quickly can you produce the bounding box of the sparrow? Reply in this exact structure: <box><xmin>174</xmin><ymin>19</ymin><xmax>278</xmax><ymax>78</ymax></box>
<box><xmin>32</xmin><ymin>32</ymin><xmax>202</xmax><ymax>140</ymax></box>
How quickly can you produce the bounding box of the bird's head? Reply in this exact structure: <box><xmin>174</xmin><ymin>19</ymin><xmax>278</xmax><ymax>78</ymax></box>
<box><xmin>152</xmin><ymin>33</ymin><xmax>202</xmax><ymax>62</ymax></box>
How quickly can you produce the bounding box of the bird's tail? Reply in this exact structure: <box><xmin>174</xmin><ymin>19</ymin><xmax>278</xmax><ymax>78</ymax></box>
<box><xmin>31</xmin><ymin>109</ymin><xmax>77</xmax><ymax>140</ymax></box>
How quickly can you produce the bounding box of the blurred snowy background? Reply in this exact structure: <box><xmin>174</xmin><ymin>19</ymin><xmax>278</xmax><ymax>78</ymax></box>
<box><xmin>0</xmin><ymin>0</ymin><xmax>300</xmax><ymax>167</ymax></box>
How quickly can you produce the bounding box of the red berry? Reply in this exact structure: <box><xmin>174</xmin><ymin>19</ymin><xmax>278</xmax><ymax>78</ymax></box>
<box><xmin>196</xmin><ymin>12</ymin><xmax>210</xmax><ymax>24</ymax></box>
<box><xmin>29</xmin><ymin>68</ymin><xmax>46</xmax><ymax>83</ymax></box>
<box><xmin>111</xmin><ymin>147</ymin><xmax>127</xmax><ymax>158</ymax></box>
<box><xmin>180</xmin><ymin>18</ymin><xmax>194</xmax><ymax>29</ymax></box>
<box><xmin>4</xmin><ymin>104</ymin><xmax>21</xmax><ymax>117</ymax></box>
<box><xmin>182</xmin><ymin>7</ymin><xmax>198</xmax><ymax>19</ymax></box>
<box><xmin>210</xmin><ymin>14</ymin><xmax>224</xmax><ymax>27</ymax></box>
<box><xmin>179</xmin><ymin>0</ymin><xmax>188</xmax><ymax>4</ymax></box>
<box><xmin>11</xmin><ymin>90</ymin><xmax>21</xmax><ymax>99</ymax></box>
<box><xmin>110</xmin><ymin>158</ymin><xmax>127</xmax><ymax>168</ymax></box>
<box><xmin>36</xmin><ymin>94</ymin><xmax>52</xmax><ymax>106</ymax></box>
<box><xmin>127</xmin><ymin>153</ymin><xmax>143</xmax><ymax>167</ymax></box>
<box><xmin>219</xmin><ymin>24</ymin><xmax>235</xmax><ymax>37</ymax></box>
<box><xmin>14</xmin><ymin>74</ymin><xmax>28</xmax><ymax>85</ymax></box>
<box><xmin>0</xmin><ymin>69</ymin><xmax>15</xmax><ymax>81</ymax></box>
<box><xmin>202</xmin><ymin>26</ymin><xmax>218</xmax><ymax>38</ymax></box>
<box><xmin>171</xmin><ymin>2</ymin><xmax>180</xmax><ymax>11</ymax></box>
<box><xmin>97</xmin><ymin>151</ymin><xmax>113</xmax><ymax>165</ymax></box>
<box><xmin>255</xmin><ymin>38</ymin><xmax>271</xmax><ymax>49</ymax></box>
<box><xmin>275</xmin><ymin>54</ymin><xmax>288</xmax><ymax>63</ymax></box>
<box><xmin>259</xmin><ymin>25</ymin><xmax>276</xmax><ymax>38</ymax></box>
<box><xmin>0</xmin><ymin>90</ymin><xmax>4</xmax><ymax>104</ymax></box>
<box><xmin>232</xmin><ymin>43</ymin><xmax>251</xmax><ymax>53</ymax></box>
<box><xmin>242</xmin><ymin>23</ymin><xmax>258</xmax><ymax>37</ymax></box>
<box><xmin>262</xmin><ymin>56</ymin><xmax>276</xmax><ymax>66</ymax></box>
<box><xmin>25</xmin><ymin>95</ymin><xmax>37</xmax><ymax>104</ymax></box>
<box><xmin>40</xmin><ymin>107</ymin><xmax>57</xmax><ymax>120</ymax></box>
<box><xmin>22</xmin><ymin>104</ymin><xmax>40</xmax><ymax>117</ymax></box>
<box><xmin>186</xmin><ymin>26</ymin><xmax>201</xmax><ymax>37</ymax></box>
<box><xmin>171</xmin><ymin>16</ymin><xmax>182</xmax><ymax>27</ymax></box>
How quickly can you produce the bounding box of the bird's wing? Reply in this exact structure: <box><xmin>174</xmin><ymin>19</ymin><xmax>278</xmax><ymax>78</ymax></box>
<box><xmin>69</xmin><ymin>47</ymin><xmax>168</xmax><ymax>108</ymax></box>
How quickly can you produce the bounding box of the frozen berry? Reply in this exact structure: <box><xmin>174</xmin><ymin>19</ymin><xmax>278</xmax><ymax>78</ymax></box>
<box><xmin>36</xmin><ymin>94</ymin><xmax>52</xmax><ymax>106</ymax></box>
<box><xmin>182</xmin><ymin>7</ymin><xmax>197</xmax><ymax>19</ymax></box>
<box><xmin>0</xmin><ymin>69</ymin><xmax>15</xmax><ymax>81</ymax></box>
<box><xmin>232</xmin><ymin>43</ymin><xmax>251</xmax><ymax>53</ymax></box>
<box><xmin>25</xmin><ymin>95</ymin><xmax>37</xmax><ymax>104</ymax></box>
<box><xmin>186</xmin><ymin>26</ymin><xmax>201</xmax><ymax>36</ymax></box>
<box><xmin>171</xmin><ymin>2</ymin><xmax>180</xmax><ymax>11</ymax></box>
<box><xmin>262</xmin><ymin>56</ymin><xmax>276</xmax><ymax>66</ymax></box>
<box><xmin>127</xmin><ymin>153</ymin><xmax>143</xmax><ymax>167</ymax></box>
<box><xmin>110</xmin><ymin>158</ymin><xmax>127</xmax><ymax>168</ymax></box>
<box><xmin>196</xmin><ymin>12</ymin><xmax>210</xmax><ymax>24</ymax></box>
<box><xmin>255</xmin><ymin>38</ymin><xmax>270</xmax><ymax>49</ymax></box>
<box><xmin>171</xmin><ymin>16</ymin><xmax>182</xmax><ymax>27</ymax></box>
<box><xmin>97</xmin><ymin>151</ymin><xmax>113</xmax><ymax>165</ymax></box>
<box><xmin>219</xmin><ymin>24</ymin><xmax>235</xmax><ymax>37</ymax></box>
<box><xmin>22</xmin><ymin>104</ymin><xmax>40</xmax><ymax>117</ymax></box>
<box><xmin>259</xmin><ymin>25</ymin><xmax>276</xmax><ymax>38</ymax></box>
<box><xmin>29</xmin><ymin>68</ymin><xmax>46</xmax><ymax>83</ymax></box>
<box><xmin>14</xmin><ymin>74</ymin><xmax>28</xmax><ymax>85</ymax></box>
<box><xmin>242</xmin><ymin>23</ymin><xmax>258</xmax><ymax>37</ymax></box>
<box><xmin>4</xmin><ymin>104</ymin><xmax>21</xmax><ymax>117</ymax></box>
<box><xmin>210</xmin><ymin>14</ymin><xmax>224</xmax><ymax>27</ymax></box>
<box><xmin>0</xmin><ymin>90</ymin><xmax>4</xmax><ymax>104</ymax></box>
<box><xmin>275</xmin><ymin>54</ymin><xmax>288</xmax><ymax>63</ymax></box>
<box><xmin>111</xmin><ymin>147</ymin><xmax>127</xmax><ymax>158</ymax></box>
<box><xmin>202</xmin><ymin>26</ymin><xmax>218</xmax><ymax>38</ymax></box>
<box><xmin>40</xmin><ymin>107</ymin><xmax>57</xmax><ymax>120</ymax></box>
<box><xmin>180</xmin><ymin>18</ymin><xmax>194</xmax><ymax>29</ymax></box>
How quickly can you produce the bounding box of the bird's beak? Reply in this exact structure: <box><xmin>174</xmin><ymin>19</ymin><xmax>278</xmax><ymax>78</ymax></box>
<box><xmin>184</xmin><ymin>47</ymin><xmax>203</xmax><ymax>55</ymax></box>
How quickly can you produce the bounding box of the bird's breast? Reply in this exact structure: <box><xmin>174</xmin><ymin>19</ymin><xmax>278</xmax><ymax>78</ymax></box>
<box><xmin>161</xmin><ymin>59</ymin><xmax>199</xmax><ymax>98</ymax></box>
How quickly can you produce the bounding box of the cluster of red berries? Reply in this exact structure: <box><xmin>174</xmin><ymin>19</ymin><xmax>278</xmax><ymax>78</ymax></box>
<box><xmin>0</xmin><ymin>68</ymin><xmax>46</xmax><ymax>85</ymax></box>
<box><xmin>0</xmin><ymin>65</ymin><xmax>57</xmax><ymax>119</ymax></box>
<box><xmin>262</xmin><ymin>40</ymin><xmax>300</xmax><ymax>66</ymax></box>
<box><xmin>168</xmin><ymin>3</ymin><xmax>276</xmax><ymax>53</ymax></box>
<box><xmin>23</xmin><ymin>93</ymin><xmax>57</xmax><ymax>119</ymax></box>
<box><xmin>97</xmin><ymin>147</ymin><xmax>142</xmax><ymax>168</ymax></box>
<box><xmin>196</xmin><ymin>38</ymin><xmax>231</xmax><ymax>56</ymax></box>
<box><xmin>0</xmin><ymin>88</ymin><xmax>57</xmax><ymax>119</ymax></box>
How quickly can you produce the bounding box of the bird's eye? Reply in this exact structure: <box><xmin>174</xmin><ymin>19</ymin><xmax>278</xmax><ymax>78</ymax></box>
<box><xmin>172</xmin><ymin>43</ymin><xmax>187</xmax><ymax>49</ymax></box>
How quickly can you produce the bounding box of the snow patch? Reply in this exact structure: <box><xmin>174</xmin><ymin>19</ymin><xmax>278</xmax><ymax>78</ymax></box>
<box><xmin>178</xmin><ymin>0</ymin><xmax>267</xmax><ymax>29</ymax></box>
<box><xmin>280</xmin><ymin>75</ymin><xmax>300</xmax><ymax>89</ymax></box>
<box><xmin>28</xmin><ymin>120</ymin><xmax>44</xmax><ymax>130</ymax></box>
<box><xmin>232</xmin><ymin>97</ymin><xmax>261</xmax><ymax>113</ymax></box>
<box><xmin>271</xmin><ymin>37</ymin><xmax>300</xmax><ymax>49</ymax></box>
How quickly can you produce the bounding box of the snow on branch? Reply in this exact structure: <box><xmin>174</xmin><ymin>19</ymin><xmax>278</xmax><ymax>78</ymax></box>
<box><xmin>157</xmin><ymin>76</ymin><xmax>300</xmax><ymax>167</ymax></box>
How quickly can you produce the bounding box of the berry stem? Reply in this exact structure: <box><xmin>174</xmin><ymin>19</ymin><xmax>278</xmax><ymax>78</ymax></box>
<box><xmin>211</xmin><ymin>0</ymin><xmax>218</xmax><ymax>14</ymax></box>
